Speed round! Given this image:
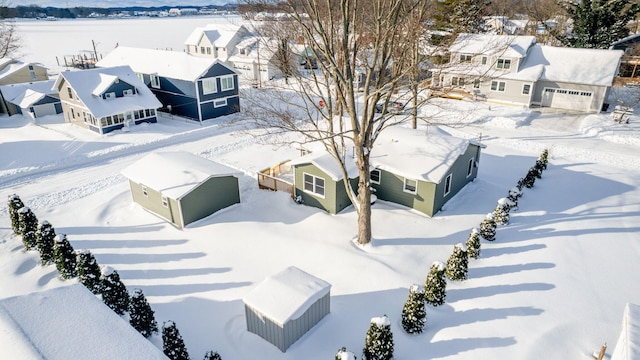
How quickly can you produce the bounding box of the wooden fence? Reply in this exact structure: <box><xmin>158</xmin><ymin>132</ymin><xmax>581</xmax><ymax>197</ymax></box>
<box><xmin>257</xmin><ymin>160</ymin><xmax>294</xmax><ymax>197</ymax></box>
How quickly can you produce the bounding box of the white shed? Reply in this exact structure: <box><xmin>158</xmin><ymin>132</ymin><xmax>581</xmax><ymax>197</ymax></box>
<box><xmin>243</xmin><ymin>266</ymin><xmax>331</xmax><ymax>352</ymax></box>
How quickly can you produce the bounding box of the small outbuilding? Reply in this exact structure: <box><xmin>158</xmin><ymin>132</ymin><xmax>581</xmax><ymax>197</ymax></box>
<box><xmin>611</xmin><ymin>303</ymin><xmax>640</xmax><ymax>360</ymax></box>
<box><xmin>243</xmin><ymin>266</ymin><xmax>331</xmax><ymax>352</ymax></box>
<box><xmin>121</xmin><ymin>151</ymin><xmax>241</xmax><ymax>229</ymax></box>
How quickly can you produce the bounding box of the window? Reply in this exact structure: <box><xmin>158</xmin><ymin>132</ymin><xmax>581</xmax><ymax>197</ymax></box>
<box><xmin>150</xmin><ymin>75</ymin><xmax>160</xmax><ymax>89</ymax></box>
<box><xmin>137</xmin><ymin>73</ymin><xmax>144</xmax><ymax>82</ymax></box>
<box><xmin>444</xmin><ymin>174</ymin><xmax>452</xmax><ymax>196</ymax></box>
<box><xmin>522</xmin><ymin>84</ymin><xmax>531</xmax><ymax>95</ymax></box>
<box><xmin>201</xmin><ymin>46</ymin><xmax>205</xmax><ymax>53</ymax></box>
<box><xmin>497</xmin><ymin>58</ymin><xmax>511</xmax><ymax>69</ymax></box>
<box><xmin>123</xmin><ymin>89</ymin><xmax>133</xmax><ymax>96</ymax></box>
<box><xmin>161</xmin><ymin>195</ymin><xmax>168</xmax><ymax>208</ymax></box>
<box><xmin>459</xmin><ymin>54</ymin><xmax>472</xmax><ymax>63</ymax></box>
<box><xmin>451</xmin><ymin>77</ymin><xmax>464</xmax><ymax>86</ymax></box>
<box><xmin>303</xmin><ymin>173</ymin><xmax>325</xmax><ymax>197</ymax></box>
<box><xmin>28</xmin><ymin>65</ymin><xmax>37</xmax><ymax>80</ymax></box>
<box><xmin>206</xmin><ymin>47</ymin><xmax>211</xmax><ymax>55</ymax></box>
<box><xmin>370</xmin><ymin>169</ymin><xmax>381</xmax><ymax>184</ymax></box>
<box><xmin>491</xmin><ymin>81</ymin><xmax>506</xmax><ymax>92</ymax></box>
<box><xmin>240</xmin><ymin>48</ymin><xmax>246</xmax><ymax>55</ymax></box>
<box><xmin>202</xmin><ymin>78</ymin><xmax>217</xmax><ymax>94</ymax></box>
<box><xmin>220</xmin><ymin>76</ymin><xmax>234</xmax><ymax>91</ymax></box>
<box><xmin>403</xmin><ymin>178</ymin><xmax>417</xmax><ymax>194</ymax></box>
<box><xmin>473</xmin><ymin>79</ymin><xmax>480</xmax><ymax>88</ymax></box>
<box><xmin>481</xmin><ymin>56</ymin><xmax>487</xmax><ymax>65</ymax></box>
<box><xmin>467</xmin><ymin>158</ymin><xmax>474</xmax><ymax>177</ymax></box>
<box><xmin>142</xmin><ymin>185</ymin><xmax>148</xmax><ymax>197</ymax></box>
<box><xmin>580</xmin><ymin>92</ymin><xmax>592</xmax><ymax>97</ymax></box>
<box><xmin>214</xmin><ymin>98</ymin><xmax>227</xmax><ymax>108</ymax></box>
<box><xmin>104</xmin><ymin>92</ymin><xmax>115</xmax><ymax>99</ymax></box>
<box><xmin>67</xmin><ymin>87</ymin><xmax>73</xmax><ymax>99</ymax></box>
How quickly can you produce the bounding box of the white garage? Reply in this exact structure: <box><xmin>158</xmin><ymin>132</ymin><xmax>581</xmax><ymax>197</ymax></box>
<box><xmin>541</xmin><ymin>88</ymin><xmax>593</xmax><ymax>112</ymax></box>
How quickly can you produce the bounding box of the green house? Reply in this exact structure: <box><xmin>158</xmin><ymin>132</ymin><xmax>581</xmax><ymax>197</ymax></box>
<box><xmin>289</xmin><ymin>126</ymin><xmax>484</xmax><ymax>216</ymax></box>
<box><xmin>121</xmin><ymin>151</ymin><xmax>241</xmax><ymax>228</ymax></box>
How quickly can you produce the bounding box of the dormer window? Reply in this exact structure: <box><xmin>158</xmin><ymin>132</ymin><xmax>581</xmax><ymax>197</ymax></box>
<box><xmin>105</xmin><ymin>92</ymin><xmax>115</xmax><ymax>99</ymax></box>
<box><xmin>497</xmin><ymin>58</ymin><xmax>511</xmax><ymax>69</ymax></box>
<box><xmin>240</xmin><ymin>48</ymin><xmax>246</xmax><ymax>55</ymax></box>
<box><xmin>123</xmin><ymin>89</ymin><xmax>133</xmax><ymax>96</ymax></box>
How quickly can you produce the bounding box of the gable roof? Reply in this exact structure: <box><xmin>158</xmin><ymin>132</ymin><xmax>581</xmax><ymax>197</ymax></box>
<box><xmin>0</xmin><ymin>60</ymin><xmax>46</xmax><ymax>81</ymax></box>
<box><xmin>0</xmin><ymin>284</ymin><xmax>167</xmax><ymax>360</ymax></box>
<box><xmin>184</xmin><ymin>23</ymin><xmax>245</xmax><ymax>48</ymax></box>
<box><xmin>120</xmin><ymin>151</ymin><xmax>241</xmax><ymax>199</ymax></box>
<box><xmin>518</xmin><ymin>45</ymin><xmax>623</xmax><ymax>86</ymax></box>
<box><xmin>370</xmin><ymin>126</ymin><xmax>473</xmax><ymax>183</ymax></box>
<box><xmin>288</xmin><ymin>151</ymin><xmax>360</xmax><ymax>181</ymax></box>
<box><xmin>450</xmin><ymin>33</ymin><xmax>536</xmax><ymax>58</ymax></box>
<box><xmin>53</xmin><ymin>65</ymin><xmax>161</xmax><ymax>119</ymax></box>
<box><xmin>243</xmin><ymin>266</ymin><xmax>331</xmax><ymax>326</ymax></box>
<box><xmin>96</xmin><ymin>46</ymin><xmax>236</xmax><ymax>82</ymax></box>
<box><xmin>0</xmin><ymin>80</ymin><xmax>57</xmax><ymax>107</ymax></box>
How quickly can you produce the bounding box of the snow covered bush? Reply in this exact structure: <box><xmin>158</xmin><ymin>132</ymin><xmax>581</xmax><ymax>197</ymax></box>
<box><xmin>507</xmin><ymin>187</ymin><xmax>521</xmax><ymax>209</ymax></box>
<box><xmin>446</xmin><ymin>243</ymin><xmax>468</xmax><ymax>281</ymax></box>
<box><xmin>539</xmin><ymin>148</ymin><xmax>549</xmax><ymax>169</ymax></box>
<box><xmin>401</xmin><ymin>284</ymin><xmax>426</xmax><ymax>334</ymax></box>
<box><xmin>424</xmin><ymin>261</ymin><xmax>447</xmax><ymax>307</ymax></box>
<box><xmin>479</xmin><ymin>213</ymin><xmax>497</xmax><ymax>241</ymax></box>
<box><xmin>36</xmin><ymin>221</ymin><xmax>56</xmax><ymax>265</ymax></box>
<box><xmin>162</xmin><ymin>320</ymin><xmax>190</xmax><ymax>360</ymax></box>
<box><xmin>203</xmin><ymin>351</ymin><xmax>222</xmax><ymax>360</ymax></box>
<box><xmin>466</xmin><ymin>228</ymin><xmax>481</xmax><ymax>259</ymax></box>
<box><xmin>7</xmin><ymin>194</ymin><xmax>24</xmax><ymax>235</ymax></box>
<box><xmin>335</xmin><ymin>346</ymin><xmax>356</xmax><ymax>360</ymax></box>
<box><xmin>493</xmin><ymin>198</ymin><xmax>511</xmax><ymax>225</ymax></box>
<box><xmin>100</xmin><ymin>266</ymin><xmax>130</xmax><ymax>315</ymax></box>
<box><xmin>363</xmin><ymin>315</ymin><xmax>394</xmax><ymax>360</ymax></box>
<box><xmin>76</xmin><ymin>249</ymin><xmax>102</xmax><ymax>294</ymax></box>
<box><xmin>53</xmin><ymin>233</ymin><xmax>77</xmax><ymax>279</ymax></box>
<box><xmin>129</xmin><ymin>288</ymin><xmax>158</xmax><ymax>338</ymax></box>
<box><xmin>18</xmin><ymin>207</ymin><xmax>38</xmax><ymax>250</ymax></box>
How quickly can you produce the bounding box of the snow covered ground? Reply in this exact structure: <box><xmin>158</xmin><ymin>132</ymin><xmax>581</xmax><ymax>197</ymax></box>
<box><xmin>1</xmin><ymin>17</ymin><xmax>640</xmax><ymax>360</ymax></box>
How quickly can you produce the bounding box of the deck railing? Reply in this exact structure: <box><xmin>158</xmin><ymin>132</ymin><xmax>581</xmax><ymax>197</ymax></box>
<box><xmin>257</xmin><ymin>160</ymin><xmax>294</xmax><ymax>197</ymax></box>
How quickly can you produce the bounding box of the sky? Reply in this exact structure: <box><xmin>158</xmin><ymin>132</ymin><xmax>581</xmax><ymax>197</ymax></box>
<box><xmin>1</xmin><ymin>16</ymin><xmax>640</xmax><ymax>360</ymax></box>
<box><xmin>8</xmin><ymin>0</ymin><xmax>228</xmax><ymax>8</ymax></box>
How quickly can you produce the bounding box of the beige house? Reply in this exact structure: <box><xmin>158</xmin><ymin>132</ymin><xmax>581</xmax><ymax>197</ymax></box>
<box><xmin>0</xmin><ymin>58</ymin><xmax>49</xmax><ymax>115</ymax></box>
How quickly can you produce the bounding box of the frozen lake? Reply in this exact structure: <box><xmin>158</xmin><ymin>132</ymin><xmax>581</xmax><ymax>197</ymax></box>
<box><xmin>14</xmin><ymin>16</ymin><xmax>243</xmax><ymax>74</ymax></box>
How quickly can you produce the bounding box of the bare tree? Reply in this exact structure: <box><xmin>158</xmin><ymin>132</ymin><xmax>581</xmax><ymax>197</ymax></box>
<box><xmin>0</xmin><ymin>1</ymin><xmax>21</xmax><ymax>58</ymax></box>
<box><xmin>241</xmin><ymin>0</ymin><xmax>433</xmax><ymax>245</ymax></box>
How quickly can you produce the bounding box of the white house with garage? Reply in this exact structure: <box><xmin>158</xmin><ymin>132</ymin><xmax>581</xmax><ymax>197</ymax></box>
<box><xmin>436</xmin><ymin>33</ymin><xmax>624</xmax><ymax>113</ymax></box>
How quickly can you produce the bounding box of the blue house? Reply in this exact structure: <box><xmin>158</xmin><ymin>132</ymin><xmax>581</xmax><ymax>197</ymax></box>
<box><xmin>0</xmin><ymin>80</ymin><xmax>62</xmax><ymax>119</ymax></box>
<box><xmin>96</xmin><ymin>46</ymin><xmax>240</xmax><ymax>123</ymax></box>
<box><xmin>53</xmin><ymin>65</ymin><xmax>162</xmax><ymax>134</ymax></box>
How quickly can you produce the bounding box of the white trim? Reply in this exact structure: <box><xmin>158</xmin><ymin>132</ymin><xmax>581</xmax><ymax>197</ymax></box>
<box><xmin>522</xmin><ymin>83</ymin><xmax>531</xmax><ymax>95</ymax></box>
<box><xmin>491</xmin><ymin>80</ymin><xmax>506</xmax><ymax>92</ymax></box>
<box><xmin>220</xmin><ymin>75</ymin><xmax>234</xmax><ymax>92</ymax></box>
<box><xmin>141</xmin><ymin>185</ymin><xmax>148</xmax><ymax>197</ymax></box>
<box><xmin>370</xmin><ymin>169</ymin><xmax>381</xmax><ymax>184</ymax></box>
<box><xmin>201</xmin><ymin>78</ymin><xmax>217</xmax><ymax>95</ymax></box>
<box><xmin>303</xmin><ymin>172</ymin><xmax>326</xmax><ymax>198</ymax></box>
<box><xmin>403</xmin><ymin>178</ymin><xmax>417</xmax><ymax>195</ymax></box>
<box><xmin>161</xmin><ymin>195</ymin><xmax>168</xmax><ymax>208</ymax></box>
<box><xmin>213</xmin><ymin>98</ymin><xmax>227</xmax><ymax>108</ymax></box>
<box><xmin>444</xmin><ymin>174</ymin><xmax>453</xmax><ymax>196</ymax></box>
<box><xmin>466</xmin><ymin>158</ymin><xmax>474</xmax><ymax>178</ymax></box>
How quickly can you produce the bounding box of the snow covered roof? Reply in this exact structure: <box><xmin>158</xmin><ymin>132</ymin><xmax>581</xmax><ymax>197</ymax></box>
<box><xmin>288</xmin><ymin>151</ymin><xmax>360</xmax><ymax>181</ymax></box>
<box><xmin>184</xmin><ymin>23</ymin><xmax>245</xmax><ymax>48</ymax></box>
<box><xmin>0</xmin><ymin>284</ymin><xmax>167</xmax><ymax>360</ymax></box>
<box><xmin>53</xmin><ymin>66</ymin><xmax>162</xmax><ymax>119</ymax></box>
<box><xmin>0</xmin><ymin>61</ymin><xmax>43</xmax><ymax>81</ymax></box>
<box><xmin>370</xmin><ymin>126</ymin><xmax>473</xmax><ymax>183</ymax></box>
<box><xmin>120</xmin><ymin>151</ymin><xmax>241</xmax><ymax>199</ymax></box>
<box><xmin>518</xmin><ymin>45</ymin><xmax>623</xmax><ymax>86</ymax></box>
<box><xmin>243</xmin><ymin>266</ymin><xmax>331</xmax><ymax>326</ymax></box>
<box><xmin>611</xmin><ymin>303</ymin><xmax>640</xmax><ymax>360</ymax></box>
<box><xmin>96</xmin><ymin>46</ymin><xmax>234</xmax><ymax>82</ymax></box>
<box><xmin>450</xmin><ymin>33</ymin><xmax>536</xmax><ymax>58</ymax></box>
<box><xmin>0</xmin><ymin>80</ymin><xmax>57</xmax><ymax>107</ymax></box>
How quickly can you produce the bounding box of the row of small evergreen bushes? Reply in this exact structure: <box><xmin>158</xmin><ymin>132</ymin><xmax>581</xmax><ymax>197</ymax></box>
<box><xmin>336</xmin><ymin>149</ymin><xmax>551</xmax><ymax>360</ymax></box>
<box><xmin>6</xmin><ymin>194</ymin><xmax>220</xmax><ymax>360</ymax></box>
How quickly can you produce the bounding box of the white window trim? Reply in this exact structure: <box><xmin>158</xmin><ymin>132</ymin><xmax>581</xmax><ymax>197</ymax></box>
<box><xmin>161</xmin><ymin>195</ymin><xmax>168</xmax><ymax>208</ymax></box>
<box><xmin>466</xmin><ymin>158</ymin><xmax>474</xmax><ymax>178</ymax></box>
<box><xmin>150</xmin><ymin>75</ymin><xmax>160</xmax><ymax>89</ymax></box>
<box><xmin>491</xmin><ymin>80</ymin><xmax>506</xmax><ymax>92</ymax></box>
<box><xmin>522</xmin><ymin>84</ymin><xmax>531</xmax><ymax>95</ymax></box>
<box><xmin>213</xmin><ymin>98</ymin><xmax>227</xmax><ymax>108</ymax></box>
<box><xmin>303</xmin><ymin>172</ymin><xmax>326</xmax><ymax>198</ymax></box>
<box><xmin>497</xmin><ymin>58</ymin><xmax>511</xmax><ymax>70</ymax></box>
<box><xmin>123</xmin><ymin>89</ymin><xmax>133</xmax><ymax>96</ymax></box>
<box><xmin>104</xmin><ymin>92</ymin><xmax>115</xmax><ymax>99</ymax></box>
<box><xmin>141</xmin><ymin>185</ymin><xmax>148</xmax><ymax>197</ymax></box>
<box><xmin>444</xmin><ymin>174</ymin><xmax>453</xmax><ymax>196</ymax></box>
<box><xmin>370</xmin><ymin>169</ymin><xmax>381</xmax><ymax>184</ymax></box>
<box><xmin>220</xmin><ymin>75</ymin><xmax>234</xmax><ymax>92</ymax></box>
<box><xmin>403</xmin><ymin>178</ymin><xmax>417</xmax><ymax>195</ymax></box>
<box><xmin>202</xmin><ymin>78</ymin><xmax>217</xmax><ymax>95</ymax></box>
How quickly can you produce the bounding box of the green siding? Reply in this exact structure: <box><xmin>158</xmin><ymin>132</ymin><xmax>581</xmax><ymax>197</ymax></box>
<box><xmin>293</xmin><ymin>163</ymin><xmax>354</xmax><ymax>214</ymax></box>
<box><xmin>128</xmin><ymin>180</ymin><xmax>177</xmax><ymax>224</ymax></box>
<box><xmin>180</xmin><ymin>176</ymin><xmax>240</xmax><ymax>227</ymax></box>
<box><xmin>432</xmin><ymin>144</ymin><xmax>481</xmax><ymax>214</ymax></box>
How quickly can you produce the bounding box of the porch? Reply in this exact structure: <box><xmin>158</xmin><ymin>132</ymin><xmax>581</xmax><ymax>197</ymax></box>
<box><xmin>257</xmin><ymin>160</ymin><xmax>294</xmax><ymax>197</ymax></box>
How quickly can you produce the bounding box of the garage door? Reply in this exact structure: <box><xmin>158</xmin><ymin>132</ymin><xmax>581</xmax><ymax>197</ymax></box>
<box><xmin>33</xmin><ymin>103</ymin><xmax>58</xmax><ymax>118</ymax></box>
<box><xmin>541</xmin><ymin>88</ymin><xmax>593</xmax><ymax>111</ymax></box>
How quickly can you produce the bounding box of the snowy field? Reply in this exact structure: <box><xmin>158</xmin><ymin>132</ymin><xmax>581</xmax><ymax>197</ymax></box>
<box><xmin>2</xmin><ymin>17</ymin><xmax>640</xmax><ymax>360</ymax></box>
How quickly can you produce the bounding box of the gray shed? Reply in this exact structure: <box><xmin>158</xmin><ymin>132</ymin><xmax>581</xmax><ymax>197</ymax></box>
<box><xmin>121</xmin><ymin>151</ymin><xmax>241</xmax><ymax>228</ymax></box>
<box><xmin>243</xmin><ymin>266</ymin><xmax>331</xmax><ymax>352</ymax></box>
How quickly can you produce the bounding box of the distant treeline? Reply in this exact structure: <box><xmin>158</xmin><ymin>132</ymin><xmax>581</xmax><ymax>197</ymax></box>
<box><xmin>0</xmin><ymin>4</ymin><xmax>239</xmax><ymax>19</ymax></box>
